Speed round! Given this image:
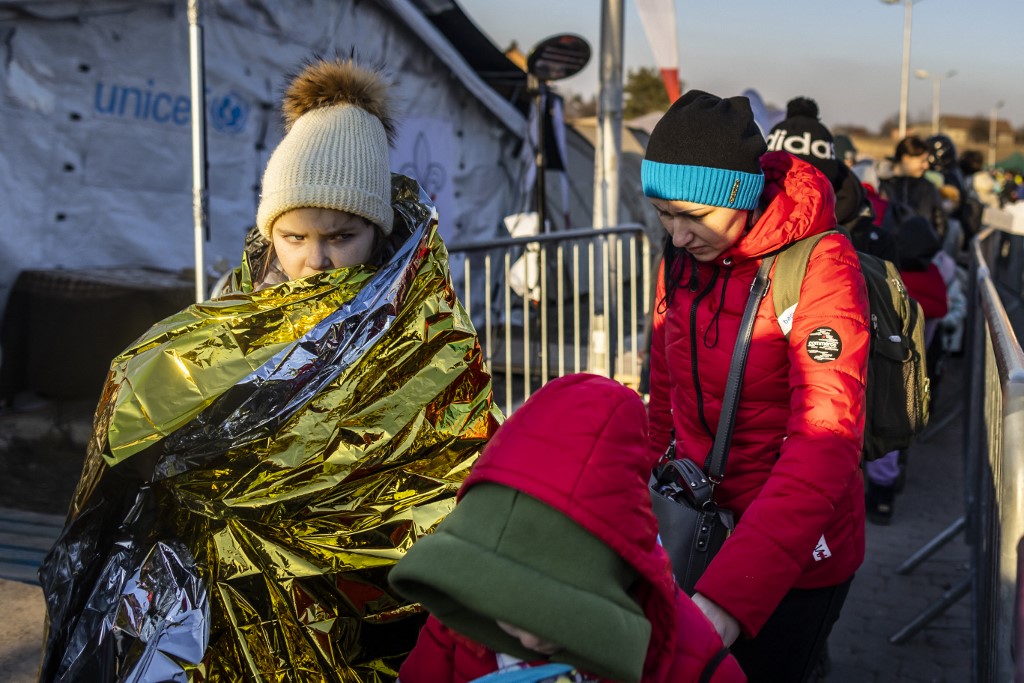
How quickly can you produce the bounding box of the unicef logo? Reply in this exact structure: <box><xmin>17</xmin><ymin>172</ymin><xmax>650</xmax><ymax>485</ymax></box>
<box><xmin>209</xmin><ymin>91</ymin><xmax>249</xmax><ymax>134</ymax></box>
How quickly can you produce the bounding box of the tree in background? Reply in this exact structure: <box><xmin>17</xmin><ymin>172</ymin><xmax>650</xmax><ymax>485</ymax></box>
<box><xmin>624</xmin><ymin>66</ymin><xmax>680</xmax><ymax>119</ymax></box>
<box><xmin>565</xmin><ymin>92</ymin><xmax>597</xmax><ymax>119</ymax></box>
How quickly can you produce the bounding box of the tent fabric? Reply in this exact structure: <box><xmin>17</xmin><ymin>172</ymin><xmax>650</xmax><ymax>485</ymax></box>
<box><xmin>996</xmin><ymin>150</ymin><xmax>1024</xmax><ymax>175</ymax></box>
<box><xmin>0</xmin><ymin>0</ymin><xmax>528</xmax><ymax>325</ymax></box>
<box><xmin>0</xmin><ymin>0</ymin><xmax>663</xmax><ymax>358</ymax></box>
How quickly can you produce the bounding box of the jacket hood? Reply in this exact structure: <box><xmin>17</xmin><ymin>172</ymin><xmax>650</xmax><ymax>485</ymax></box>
<box><xmin>460</xmin><ymin>373</ymin><xmax>678</xmax><ymax>681</ymax></box>
<box><xmin>720</xmin><ymin>150</ymin><xmax>837</xmax><ymax>264</ymax></box>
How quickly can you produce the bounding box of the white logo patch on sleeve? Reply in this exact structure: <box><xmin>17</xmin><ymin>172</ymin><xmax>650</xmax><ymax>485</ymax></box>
<box><xmin>813</xmin><ymin>535</ymin><xmax>832</xmax><ymax>561</ymax></box>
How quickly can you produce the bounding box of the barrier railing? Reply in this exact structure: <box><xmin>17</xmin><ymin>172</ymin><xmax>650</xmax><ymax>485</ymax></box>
<box><xmin>449</xmin><ymin>221</ymin><xmax>1024</xmax><ymax>679</ymax></box>
<box><xmin>446</xmin><ymin>224</ymin><xmax>651</xmax><ymax>416</ymax></box>
<box><xmin>965</xmin><ymin>228</ymin><xmax>1024</xmax><ymax>682</ymax></box>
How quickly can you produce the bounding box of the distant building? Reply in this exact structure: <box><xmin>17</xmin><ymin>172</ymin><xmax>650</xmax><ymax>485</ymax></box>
<box><xmin>900</xmin><ymin>115</ymin><xmax>1014</xmax><ymax>150</ymax></box>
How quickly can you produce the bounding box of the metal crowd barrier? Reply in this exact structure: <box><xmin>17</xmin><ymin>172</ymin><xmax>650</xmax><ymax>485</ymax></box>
<box><xmin>446</xmin><ymin>224</ymin><xmax>652</xmax><ymax>416</ymax></box>
<box><xmin>965</xmin><ymin>227</ymin><xmax>1024</xmax><ymax>682</ymax></box>
<box><xmin>883</xmin><ymin>225</ymin><xmax>1024</xmax><ymax>682</ymax></box>
<box><xmin>447</xmin><ymin>221</ymin><xmax>1024</xmax><ymax>678</ymax></box>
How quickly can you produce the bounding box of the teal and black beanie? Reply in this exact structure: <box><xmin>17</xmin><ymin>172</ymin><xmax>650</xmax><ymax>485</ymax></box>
<box><xmin>642</xmin><ymin>89</ymin><xmax>766</xmax><ymax>210</ymax></box>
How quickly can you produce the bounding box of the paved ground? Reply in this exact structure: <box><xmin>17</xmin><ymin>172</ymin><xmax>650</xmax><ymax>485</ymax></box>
<box><xmin>0</xmin><ymin>356</ymin><xmax>975</xmax><ymax>682</ymax></box>
<box><xmin>826</xmin><ymin>354</ymin><xmax>972</xmax><ymax>682</ymax></box>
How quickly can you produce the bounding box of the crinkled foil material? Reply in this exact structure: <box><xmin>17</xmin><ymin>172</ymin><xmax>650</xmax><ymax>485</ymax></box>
<box><xmin>38</xmin><ymin>176</ymin><xmax>501</xmax><ymax>682</ymax></box>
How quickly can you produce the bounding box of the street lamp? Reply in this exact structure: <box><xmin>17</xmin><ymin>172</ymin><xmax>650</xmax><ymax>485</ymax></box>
<box><xmin>881</xmin><ymin>0</ymin><xmax>918</xmax><ymax>139</ymax></box>
<box><xmin>989</xmin><ymin>100</ymin><xmax>1006</xmax><ymax>167</ymax></box>
<box><xmin>914</xmin><ymin>68</ymin><xmax>956</xmax><ymax>135</ymax></box>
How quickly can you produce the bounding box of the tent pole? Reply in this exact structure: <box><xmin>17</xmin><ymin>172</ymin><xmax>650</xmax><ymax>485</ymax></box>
<box><xmin>593</xmin><ymin>0</ymin><xmax>623</xmax><ymax>378</ymax></box>
<box><xmin>188</xmin><ymin>0</ymin><xmax>208</xmax><ymax>302</ymax></box>
<box><xmin>593</xmin><ymin>0</ymin><xmax>623</xmax><ymax>233</ymax></box>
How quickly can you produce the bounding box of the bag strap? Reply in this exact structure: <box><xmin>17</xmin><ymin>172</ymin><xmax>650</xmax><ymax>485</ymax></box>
<box><xmin>704</xmin><ymin>254</ymin><xmax>775</xmax><ymax>482</ymax></box>
<box><xmin>770</xmin><ymin>230</ymin><xmax>837</xmax><ymax>339</ymax></box>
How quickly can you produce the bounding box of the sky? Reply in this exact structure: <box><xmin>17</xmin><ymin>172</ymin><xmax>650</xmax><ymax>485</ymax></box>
<box><xmin>457</xmin><ymin>0</ymin><xmax>1023</xmax><ymax>135</ymax></box>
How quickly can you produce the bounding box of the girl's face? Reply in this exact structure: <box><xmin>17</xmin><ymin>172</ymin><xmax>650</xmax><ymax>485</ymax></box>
<box><xmin>271</xmin><ymin>208</ymin><xmax>377</xmax><ymax>281</ymax></box>
<box><xmin>898</xmin><ymin>152</ymin><xmax>930</xmax><ymax>179</ymax></box>
<box><xmin>649</xmin><ymin>198</ymin><xmax>750</xmax><ymax>262</ymax></box>
<box><xmin>496</xmin><ymin>620</ymin><xmax>562</xmax><ymax>656</ymax></box>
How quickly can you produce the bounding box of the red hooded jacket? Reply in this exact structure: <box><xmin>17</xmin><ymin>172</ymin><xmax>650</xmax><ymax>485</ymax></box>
<box><xmin>648</xmin><ymin>152</ymin><xmax>870</xmax><ymax>637</ymax></box>
<box><xmin>399</xmin><ymin>374</ymin><xmax>746</xmax><ymax>683</ymax></box>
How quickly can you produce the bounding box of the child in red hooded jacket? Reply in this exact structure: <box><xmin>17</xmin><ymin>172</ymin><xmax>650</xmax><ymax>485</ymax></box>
<box><xmin>389</xmin><ymin>373</ymin><xmax>746</xmax><ymax>683</ymax></box>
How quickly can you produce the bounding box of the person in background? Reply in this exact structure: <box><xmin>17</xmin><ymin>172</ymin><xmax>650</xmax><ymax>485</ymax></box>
<box><xmin>926</xmin><ymin>134</ymin><xmax>976</xmax><ymax>249</ymax></box>
<box><xmin>644</xmin><ymin>90</ymin><xmax>869</xmax><ymax>683</ymax></box>
<box><xmin>960</xmin><ymin>149</ymin><xmax>1000</xmax><ymax>210</ymax></box>
<box><xmin>768</xmin><ymin>98</ymin><xmax>898</xmax><ymax>265</ymax></box>
<box><xmin>878</xmin><ymin>136</ymin><xmax>948</xmax><ymax>244</ymax></box>
<box><xmin>833</xmin><ymin>133</ymin><xmax>858</xmax><ymax>168</ymax></box>
<box><xmin>998</xmin><ymin>169</ymin><xmax>1019</xmax><ymax>206</ymax></box>
<box><xmin>390</xmin><ymin>373</ymin><xmax>746</xmax><ymax>683</ymax></box>
<box><xmin>37</xmin><ymin>57</ymin><xmax>499</xmax><ymax>682</ymax></box>
<box><xmin>864</xmin><ymin>215</ymin><xmax>949</xmax><ymax>525</ymax></box>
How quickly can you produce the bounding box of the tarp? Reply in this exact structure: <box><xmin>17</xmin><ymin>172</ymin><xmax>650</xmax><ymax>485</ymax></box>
<box><xmin>996</xmin><ymin>150</ymin><xmax>1024</xmax><ymax>175</ymax></box>
<box><xmin>0</xmin><ymin>0</ymin><xmax>528</xmax><ymax>323</ymax></box>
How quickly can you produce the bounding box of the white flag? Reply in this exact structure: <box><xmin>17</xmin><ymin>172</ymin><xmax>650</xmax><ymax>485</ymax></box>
<box><xmin>635</xmin><ymin>0</ymin><xmax>681</xmax><ymax>102</ymax></box>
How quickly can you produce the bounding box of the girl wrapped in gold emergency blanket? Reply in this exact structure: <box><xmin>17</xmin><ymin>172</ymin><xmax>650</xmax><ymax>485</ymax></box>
<box><xmin>38</xmin><ymin>175</ymin><xmax>500</xmax><ymax>682</ymax></box>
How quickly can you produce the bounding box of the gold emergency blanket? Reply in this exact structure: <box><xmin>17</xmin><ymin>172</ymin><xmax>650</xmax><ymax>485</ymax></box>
<box><xmin>38</xmin><ymin>177</ymin><xmax>501</xmax><ymax>682</ymax></box>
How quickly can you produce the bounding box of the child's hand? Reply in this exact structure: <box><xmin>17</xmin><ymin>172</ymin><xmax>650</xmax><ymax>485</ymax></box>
<box><xmin>692</xmin><ymin>592</ymin><xmax>741</xmax><ymax>647</ymax></box>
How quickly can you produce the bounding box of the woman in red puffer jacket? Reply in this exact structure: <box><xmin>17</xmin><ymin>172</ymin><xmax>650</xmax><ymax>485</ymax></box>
<box><xmin>642</xmin><ymin>90</ymin><xmax>870</xmax><ymax>683</ymax></box>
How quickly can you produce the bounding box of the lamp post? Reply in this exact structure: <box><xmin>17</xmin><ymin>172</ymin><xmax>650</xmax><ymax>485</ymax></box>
<box><xmin>914</xmin><ymin>68</ymin><xmax>956</xmax><ymax>135</ymax></box>
<box><xmin>989</xmin><ymin>100</ymin><xmax>1006</xmax><ymax>167</ymax></box>
<box><xmin>881</xmin><ymin>0</ymin><xmax>917</xmax><ymax>139</ymax></box>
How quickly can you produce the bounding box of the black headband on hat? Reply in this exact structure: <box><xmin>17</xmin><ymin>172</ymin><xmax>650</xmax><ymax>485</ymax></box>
<box><xmin>641</xmin><ymin>90</ymin><xmax>767</xmax><ymax>209</ymax></box>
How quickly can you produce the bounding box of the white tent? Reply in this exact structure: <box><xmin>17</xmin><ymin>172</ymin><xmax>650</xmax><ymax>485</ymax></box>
<box><xmin>0</xmin><ymin>0</ymin><xmax>539</xmax><ymax>321</ymax></box>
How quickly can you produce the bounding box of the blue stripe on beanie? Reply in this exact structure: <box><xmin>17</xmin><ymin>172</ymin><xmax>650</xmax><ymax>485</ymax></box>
<box><xmin>641</xmin><ymin>159</ymin><xmax>764</xmax><ymax>210</ymax></box>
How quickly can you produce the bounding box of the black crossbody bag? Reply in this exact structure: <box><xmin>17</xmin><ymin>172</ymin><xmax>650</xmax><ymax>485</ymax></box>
<box><xmin>649</xmin><ymin>254</ymin><xmax>775</xmax><ymax>595</ymax></box>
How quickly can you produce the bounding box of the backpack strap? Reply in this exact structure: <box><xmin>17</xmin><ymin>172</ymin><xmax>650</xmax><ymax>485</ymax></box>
<box><xmin>771</xmin><ymin>230</ymin><xmax>838</xmax><ymax>339</ymax></box>
<box><xmin>704</xmin><ymin>253</ymin><xmax>775</xmax><ymax>480</ymax></box>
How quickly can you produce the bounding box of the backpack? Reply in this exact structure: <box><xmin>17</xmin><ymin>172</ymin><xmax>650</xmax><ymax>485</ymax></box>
<box><xmin>771</xmin><ymin>231</ymin><xmax>930</xmax><ymax>461</ymax></box>
<box><xmin>878</xmin><ymin>195</ymin><xmax>918</xmax><ymax>235</ymax></box>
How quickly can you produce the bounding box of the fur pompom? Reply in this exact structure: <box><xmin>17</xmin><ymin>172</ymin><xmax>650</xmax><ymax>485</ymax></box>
<box><xmin>785</xmin><ymin>96</ymin><xmax>820</xmax><ymax>120</ymax></box>
<box><xmin>282</xmin><ymin>57</ymin><xmax>396</xmax><ymax>144</ymax></box>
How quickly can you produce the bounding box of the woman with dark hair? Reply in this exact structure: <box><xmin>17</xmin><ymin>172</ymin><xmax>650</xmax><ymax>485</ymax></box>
<box><xmin>643</xmin><ymin>90</ymin><xmax>870</xmax><ymax>683</ymax></box>
<box><xmin>879</xmin><ymin>136</ymin><xmax>948</xmax><ymax>242</ymax></box>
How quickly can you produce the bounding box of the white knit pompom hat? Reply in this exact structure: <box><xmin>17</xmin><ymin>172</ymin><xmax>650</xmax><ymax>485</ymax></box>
<box><xmin>257</xmin><ymin>58</ymin><xmax>397</xmax><ymax>239</ymax></box>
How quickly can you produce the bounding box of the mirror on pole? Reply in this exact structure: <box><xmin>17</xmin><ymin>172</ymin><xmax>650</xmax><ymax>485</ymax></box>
<box><xmin>527</xmin><ymin>34</ymin><xmax>591</xmax><ymax>83</ymax></box>
<box><xmin>525</xmin><ymin>34</ymin><xmax>591</xmax><ymax>235</ymax></box>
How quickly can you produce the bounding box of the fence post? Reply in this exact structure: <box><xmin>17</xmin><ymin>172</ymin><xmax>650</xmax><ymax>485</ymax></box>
<box><xmin>1000</xmin><ymin>376</ymin><xmax>1024</xmax><ymax>678</ymax></box>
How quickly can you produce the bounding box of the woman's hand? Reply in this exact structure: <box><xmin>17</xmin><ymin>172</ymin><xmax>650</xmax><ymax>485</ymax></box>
<box><xmin>692</xmin><ymin>592</ymin><xmax>741</xmax><ymax>647</ymax></box>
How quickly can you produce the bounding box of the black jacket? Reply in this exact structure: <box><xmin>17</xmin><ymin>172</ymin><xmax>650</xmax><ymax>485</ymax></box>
<box><xmin>879</xmin><ymin>176</ymin><xmax>948</xmax><ymax>243</ymax></box>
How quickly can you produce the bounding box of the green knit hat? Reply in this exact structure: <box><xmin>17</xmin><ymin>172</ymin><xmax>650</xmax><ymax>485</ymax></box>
<box><xmin>389</xmin><ymin>484</ymin><xmax>651</xmax><ymax>683</ymax></box>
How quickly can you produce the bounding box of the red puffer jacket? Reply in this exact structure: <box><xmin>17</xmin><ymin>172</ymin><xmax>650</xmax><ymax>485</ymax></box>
<box><xmin>648</xmin><ymin>152</ymin><xmax>870</xmax><ymax>638</ymax></box>
<box><xmin>399</xmin><ymin>374</ymin><xmax>746</xmax><ymax>683</ymax></box>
